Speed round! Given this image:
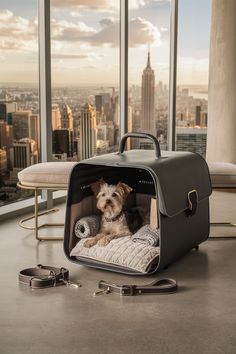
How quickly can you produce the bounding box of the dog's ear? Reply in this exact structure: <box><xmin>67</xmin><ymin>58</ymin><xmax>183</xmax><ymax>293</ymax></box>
<box><xmin>90</xmin><ymin>179</ymin><xmax>105</xmax><ymax>196</ymax></box>
<box><xmin>117</xmin><ymin>182</ymin><xmax>133</xmax><ymax>199</ymax></box>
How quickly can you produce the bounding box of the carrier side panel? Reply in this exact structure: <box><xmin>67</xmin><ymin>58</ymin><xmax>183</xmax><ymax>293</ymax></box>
<box><xmin>157</xmin><ymin>198</ymin><xmax>210</xmax><ymax>270</ymax></box>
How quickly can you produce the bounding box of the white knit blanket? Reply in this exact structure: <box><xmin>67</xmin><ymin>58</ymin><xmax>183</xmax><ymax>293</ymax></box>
<box><xmin>131</xmin><ymin>225</ymin><xmax>160</xmax><ymax>246</ymax></box>
<box><xmin>70</xmin><ymin>236</ymin><xmax>160</xmax><ymax>273</ymax></box>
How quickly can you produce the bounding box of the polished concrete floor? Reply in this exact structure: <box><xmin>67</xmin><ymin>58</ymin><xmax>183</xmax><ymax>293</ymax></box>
<box><xmin>0</xmin><ymin>204</ymin><xmax>236</xmax><ymax>354</ymax></box>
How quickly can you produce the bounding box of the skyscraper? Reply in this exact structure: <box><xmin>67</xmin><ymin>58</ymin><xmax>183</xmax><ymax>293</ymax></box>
<box><xmin>95</xmin><ymin>93</ymin><xmax>112</xmax><ymax>123</ymax></box>
<box><xmin>12</xmin><ymin>111</ymin><xmax>40</xmax><ymax>154</ymax></box>
<box><xmin>141</xmin><ymin>51</ymin><xmax>155</xmax><ymax>134</ymax></box>
<box><xmin>80</xmin><ymin>103</ymin><xmax>97</xmax><ymax>160</ymax></box>
<box><xmin>10</xmin><ymin>141</ymin><xmax>32</xmax><ymax>170</ymax></box>
<box><xmin>29</xmin><ymin>114</ymin><xmax>40</xmax><ymax>152</ymax></box>
<box><xmin>0</xmin><ymin>121</ymin><xmax>13</xmax><ymax>169</ymax></box>
<box><xmin>12</xmin><ymin>111</ymin><xmax>32</xmax><ymax>141</ymax></box>
<box><xmin>0</xmin><ymin>102</ymin><xmax>17</xmax><ymax>122</ymax></box>
<box><xmin>60</xmin><ymin>104</ymin><xmax>73</xmax><ymax>130</ymax></box>
<box><xmin>195</xmin><ymin>105</ymin><xmax>201</xmax><ymax>126</ymax></box>
<box><xmin>0</xmin><ymin>149</ymin><xmax>7</xmax><ymax>174</ymax></box>
<box><xmin>176</xmin><ymin>127</ymin><xmax>207</xmax><ymax>157</ymax></box>
<box><xmin>53</xmin><ymin>129</ymin><xmax>74</xmax><ymax>159</ymax></box>
<box><xmin>52</xmin><ymin>104</ymin><xmax>61</xmax><ymax>130</ymax></box>
<box><xmin>95</xmin><ymin>95</ymin><xmax>103</xmax><ymax>113</ymax></box>
<box><xmin>0</xmin><ymin>121</ymin><xmax>13</xmax><ymax>150</ymax></box>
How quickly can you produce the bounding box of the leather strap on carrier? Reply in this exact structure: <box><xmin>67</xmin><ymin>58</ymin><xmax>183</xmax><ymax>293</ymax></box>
<box><xmin>187</xmin><ymin>190</ymin><xmax>198</xmax><ymax>216</ymax></box>
<box><xmin>19</xmin><ymin>264</ymin><xmax>81</xmax><ymax>289</ymax></box>
<box><xmin>94</xmin><ymin>278</ymin><xmax>178</xmax><ymax>296</ymax></box>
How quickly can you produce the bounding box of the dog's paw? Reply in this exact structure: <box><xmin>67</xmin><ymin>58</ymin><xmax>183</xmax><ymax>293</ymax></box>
<box><xmin>97</xmin><ymin>237</ymin><xmax>110</xmax><ymax>247</ymax></box>
<box><xmin>84</xmin><ymin>239</ymin><xmax>96</xmax><ymax>248</ymax></box>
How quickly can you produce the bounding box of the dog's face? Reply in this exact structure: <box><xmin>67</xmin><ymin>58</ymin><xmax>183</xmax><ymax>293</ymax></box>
<box><xmin>91</xmin><ymin>180</ymin><xmax>132</xmax><ymax>217</ymax></box>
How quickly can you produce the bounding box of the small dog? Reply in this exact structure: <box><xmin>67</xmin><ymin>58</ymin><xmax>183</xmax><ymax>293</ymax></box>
<box><xmin>84</xmin><ymin>180</ymin><xmax>133</xmax><ymax>247</ymax></box>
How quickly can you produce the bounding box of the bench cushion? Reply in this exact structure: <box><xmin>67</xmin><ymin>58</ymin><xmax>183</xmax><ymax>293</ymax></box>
<box><xmin>208</xmin><ymin>162</ymin><xmax>236</xmax><ymax>188</ymax></box>
<box><xmin>18</xmin><ymin>162</ymin><xmax>77</xmax><ymax>188</ymax></box>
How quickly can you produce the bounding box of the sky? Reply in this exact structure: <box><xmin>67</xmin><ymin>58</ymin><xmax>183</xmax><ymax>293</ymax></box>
<box><xmin>0</xmin><ymin>0</ymin><xmax>211</xmax><ymax>86</ymax></box>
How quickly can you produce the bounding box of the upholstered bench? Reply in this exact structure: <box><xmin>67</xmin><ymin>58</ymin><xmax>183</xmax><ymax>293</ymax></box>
<box><xmin>18</xmin><ymin>162</ymin><xmax>77</xmax><ymax>241</ymax></box>
<box><xmin>208</xmin><ymin>162</ymin><xmax>236</xmax><ymax>229</ymax></box>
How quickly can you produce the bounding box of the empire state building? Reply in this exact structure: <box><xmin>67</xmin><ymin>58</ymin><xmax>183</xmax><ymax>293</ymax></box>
<box><xmin>141</xmin><ymin>51</ymin><xmax>155</xmax><ymax>134</ymax></box>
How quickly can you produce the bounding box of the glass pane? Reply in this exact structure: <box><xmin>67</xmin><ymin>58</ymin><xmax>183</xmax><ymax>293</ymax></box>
<box><xmin>0</xmin><ymin>1</ymin><xmax>39</xmax><ymax>206</ymax></box>
<box><xmin>128</xmin><ymin>0</ymin><xmax>171</xmax><ymax>150</ymax></box>
<box><xmin>176</xmin><ymin>0</ymin><xmax>211</xmax><ymax>157</ymax></box>
<box><xmin>51</xmin><ymin>0</ymin><xmax>120</xmax><ymax>161</ymax></box>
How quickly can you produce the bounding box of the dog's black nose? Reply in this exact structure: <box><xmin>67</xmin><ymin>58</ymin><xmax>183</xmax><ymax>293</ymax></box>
<box><xmin>106</xmin><ymin>199</ymin><xmax>112</xmax><ymax>204</ymax></box>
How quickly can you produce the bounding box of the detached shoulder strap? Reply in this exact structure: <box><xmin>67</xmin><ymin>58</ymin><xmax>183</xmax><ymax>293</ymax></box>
<box><xmin>94</xmin><ymin>278</ymin><xmax>178</xmax><ymax>296</ymax></box>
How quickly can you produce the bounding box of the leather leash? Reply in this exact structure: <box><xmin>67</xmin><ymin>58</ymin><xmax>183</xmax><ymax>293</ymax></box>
<box><xmin>19</xmin><ymin>264</ymin><xmax>81</xmax><ymax>289</ymax></box>
<box><xmin>94</xmin><ymin>278</ymin><xmax>178</xmax><ymax>296</ymax></box>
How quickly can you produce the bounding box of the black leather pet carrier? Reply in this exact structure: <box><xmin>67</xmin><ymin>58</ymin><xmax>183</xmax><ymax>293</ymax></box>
<box><xmin>64</xmin><ymin>133</ymin><xmax>212</xmax><ymax>275</ymax></box>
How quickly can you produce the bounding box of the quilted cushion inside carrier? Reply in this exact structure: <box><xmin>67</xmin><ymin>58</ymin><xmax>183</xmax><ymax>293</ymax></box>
<box><xmin>70</xmin><ymin>236</ymin><xmax>160</xmax><ymax>273</ymax></box>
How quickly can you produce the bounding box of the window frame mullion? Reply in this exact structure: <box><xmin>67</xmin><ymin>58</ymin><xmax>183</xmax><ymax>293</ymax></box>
<box><xmin>38</xmin><ymin>0</ymin><xmax>52</xmax><ymax>162</ymax></box>
<box><xmin>168</xmin><ymin>0</ymin><xmax>178</xmax><ymax>151</ymax></box>
<box><xmin>38</xmin><ymin>0</ymin><xmax>53</xmax><ymax>208</ymax></box>
<box><xmin>120</xmin><ymin>0</ymin><xmax>129</xmax><ymax>137</ymax></box>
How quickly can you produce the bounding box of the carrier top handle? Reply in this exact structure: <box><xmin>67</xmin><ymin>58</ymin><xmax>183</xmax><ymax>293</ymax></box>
<box><xmin>118</xmin><ymin>132</ymin><xmax>161</xmax><ymax>159</ymax></box>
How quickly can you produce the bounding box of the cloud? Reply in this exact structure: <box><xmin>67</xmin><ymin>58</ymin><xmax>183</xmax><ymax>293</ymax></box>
<box><xmin>0</xmin><ymin>9</ymin><xmax>37</xmax><ymax>52</ymax></box>
<box><xmin>52</xmin><ymin>53</ymin><xmax>88</xmax><ymax>59</ymax></box>
<box><xmin>85</xmin><ymin>18</ymin><xmax>119</xmax><ymax>47</ymax></box>
<box><xmin>51</xmin><ymin>19</ymin><xmax>96</xmax><ymax>41</ymax></box>
<box><xmin>129</xmin><ymin>17</ymin><xmax>161</xmax><ymax>47</ymax></box>
<box><xmin>88</xmin><ymin>16</ymin><xmax>161</xmax><ymax>47</ymax></box>
<box><xmin>52</xmin><ymin>0</ymin><xmax>115</xmax><ymax>10</ymax></box>
<box><xmin>69</xmin><ymin>11</ymin><xmax>82</xmax><ymax>18</ymax></box>
<box><xmin>52</xmin><ymin>16</ymin><xmax>161</xmax><ymax>48</ymax></box>
<box><xmin>86</xmin><ymin>65</ymin><xmax>97</xmax><ymax>69</ymax></box>
<box><xmin>129</xmin><ymin>0</ymin><xmax>147</xmax><ymax>9</ymax></box>
<box><xmin>160</xmin><ymin>27</ymin><xmax>168</xmax><ymax>32</ymax></box>
<box><xmin>99</xmin><ymin>17</ymin><xmax>115</xmax><ymax>28</ymax></box>
<box><xmin>0</xmin><ymin>8</ymin><xmax>161</xmax><ymax>54</ymax></box>
<box><xmin>53</xmin><ymin>0</ymin><xmax>168</xmax><ymax>15</ymax></box>
<box><xmin>51</xmin><ymin>52</ymin><xmax>104</xmax><ymax>60</ymax></box>
<box><xmin>0</xmin><ymin>10</ymin><xmax>36</xmax><ymax>39</ymax></box>
<box><xmin>130</xmin><ymin>0</ymin><xmax>170</xmax><ymax>9</ymax></box>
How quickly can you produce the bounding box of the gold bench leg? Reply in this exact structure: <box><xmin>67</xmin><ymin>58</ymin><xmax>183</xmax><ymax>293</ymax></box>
<box><xmin>19</xmin><ymin>188</ymin><xmax>64</xmax><ymax>241</ymax></box>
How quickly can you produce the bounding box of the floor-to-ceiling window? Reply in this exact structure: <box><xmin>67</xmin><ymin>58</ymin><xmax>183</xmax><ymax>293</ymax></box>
<box><xmin>50</xmin><ymin>0</ymin><xmax>120</xmax><ymax>162</ymax></box>
<box><xmin>0</xmin><ymin>0</ymin><xmax>39</xmax><ymax>207</ymax></box>
<box><xmin>0</xmin><ymin>0</ymin><xmax>213</xmax><ymax>212</ymax></box>
<box><xmin>128</xmin><ymin>0</ymin><xmax>171</xmax><ymax>150</ymax></box>
<box><xmin>176</xmin><ymin>0</ymin><xmax>211</xmax><ymax>157</ymax></box>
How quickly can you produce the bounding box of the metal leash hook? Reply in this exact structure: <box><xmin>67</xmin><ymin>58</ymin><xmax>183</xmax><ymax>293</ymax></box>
<box><xmin>93</xmin><ymin>280</ymin><xmax>124</xmax><ymax>296</ymax></box>
<box><xmin>93</xmin><ymin>287</ymin><xmax>111</xmax><ymax>296</ymax></box>
<box><xmin>60</xmin><ymin>279</ymin><xmax>82</xmax><ymax>288</ymax></box>
<box><xmin>59</xmin><ymin>267</ymin><xmax>82</xmax><ymax>288</ymax></box>
<box><xmin>66</xmin><ymin>280</ymin><xmax>82</xmax><ymax>288</ymax></box>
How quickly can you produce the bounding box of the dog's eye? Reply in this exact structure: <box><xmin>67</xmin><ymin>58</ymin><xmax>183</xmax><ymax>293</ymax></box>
<box><xmin>112</xmin><ymin>192</ymin><xmax>117</xmax><ymax>197</ymax></box>
<box><xmin>102</xmin><ymin>193</ymin><xmax>106</xmax><ymax>197</ymax></box>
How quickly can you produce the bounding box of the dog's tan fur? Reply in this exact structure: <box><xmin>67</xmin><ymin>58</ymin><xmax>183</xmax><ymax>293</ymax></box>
<box><xmin>84</xmin><ymin>180</ymin><xmax>132</xmax><ymax>247</ymax></box>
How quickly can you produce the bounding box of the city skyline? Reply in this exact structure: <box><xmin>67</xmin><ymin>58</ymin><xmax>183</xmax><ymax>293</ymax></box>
<box><xmin>0</xmin><ymin>22</ymin><xmax>207</xmax><ymax>205</ymax></box>
<box><xmin>0</xmin><ymin>0</ymin><xmax>211</xmax><ymax>85</ymax></box>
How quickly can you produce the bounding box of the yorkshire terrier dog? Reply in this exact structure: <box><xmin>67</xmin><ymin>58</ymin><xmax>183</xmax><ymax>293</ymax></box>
<box><xmin>84</xmin><ymin>180</ymin><xmax>135</xmax><ymax>247</ymax></box>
